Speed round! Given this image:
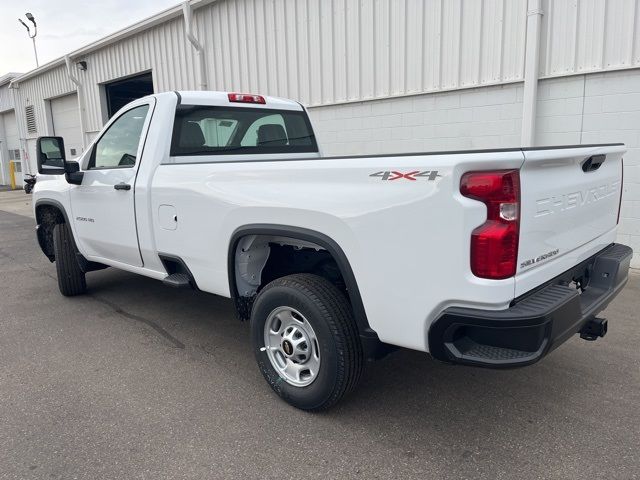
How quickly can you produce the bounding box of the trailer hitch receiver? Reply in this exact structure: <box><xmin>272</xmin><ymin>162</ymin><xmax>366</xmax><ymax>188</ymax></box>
<box><xmin>580</xmin><ymin>317</ymin><xmax>607</xmax><ymax>341</ymax></box>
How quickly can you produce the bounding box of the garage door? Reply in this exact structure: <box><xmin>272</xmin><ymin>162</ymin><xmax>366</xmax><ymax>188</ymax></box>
<box><xmin>51</xmin><ymin>93</ymin><xmax>82</xmax><ymax>158</ymax></box>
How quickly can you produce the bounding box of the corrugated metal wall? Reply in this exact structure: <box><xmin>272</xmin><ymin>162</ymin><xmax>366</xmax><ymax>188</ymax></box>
<box><xmin>81</xmin><ymin>17</ymin><xmax>199</xmax><ymax>132</ymax></box>
<box><xmin>9</xmin><ymin>0</ymin><xmax>640</xmax><ymax>139</ymax></box>
<box><xmin>197</xmin><ymin>0</ymin><xmax>528</xmax><ymax>106</ymax></box>
<box><xmin>12</xmin><ymin>65</ymin><xmax>76</xmax><ymax>138</ymax></box>
<box><xmin>0</xmin><ymin>85</ymin><xmax>15</xmax><ymax>113</ymax></box>
<box><xmin>540</xmin><ymin>0</ymin><xmax>640</xmax><ymax>77</ymax></box>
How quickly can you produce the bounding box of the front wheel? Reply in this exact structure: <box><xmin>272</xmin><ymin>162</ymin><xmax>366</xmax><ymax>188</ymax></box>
<box><xmin>53</xmin><ymin>223</ymin><xmax>87</xmax><ymax>296</ymax></box>
<box><xmin>250</xmin><ymin>274</ymin><xmax>363</xmax><ymax>411</ymax></box>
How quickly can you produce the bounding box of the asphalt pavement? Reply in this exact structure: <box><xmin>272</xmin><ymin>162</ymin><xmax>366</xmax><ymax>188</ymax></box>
<box><xmin>0</xmin><ymin>193</ymin><xmax>638</xmax><ymax>479</ymax></box>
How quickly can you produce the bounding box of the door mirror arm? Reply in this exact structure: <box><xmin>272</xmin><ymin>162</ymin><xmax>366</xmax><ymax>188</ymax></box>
<box><xmin>64</xmin><ymin>161</ymin><xmax>84</xmax><ymax>185</ymax></box>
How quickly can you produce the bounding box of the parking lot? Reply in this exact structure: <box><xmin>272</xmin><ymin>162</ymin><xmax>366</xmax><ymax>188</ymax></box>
<box><xmin>0</xmin><ymin>190</ymin><xmax>639</xmax><ymax>480</ymax></box>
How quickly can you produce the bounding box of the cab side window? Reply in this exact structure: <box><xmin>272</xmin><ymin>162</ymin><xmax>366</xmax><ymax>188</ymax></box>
<box><xmin>90</xmin><ymin>105</ymin><xmax>149</xmax><ymax>169</ymax></box>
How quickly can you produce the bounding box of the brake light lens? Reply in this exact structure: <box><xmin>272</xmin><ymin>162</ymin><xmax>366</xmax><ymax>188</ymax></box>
<box><xmin>460</xmin><ymin>169</ymin><xmax>521</xmax><ymax>280</ymax></box>
<box><xmin>228</xmin><ymin>93</ymin><xmax>266</xmax><ymax>104</ymax></box>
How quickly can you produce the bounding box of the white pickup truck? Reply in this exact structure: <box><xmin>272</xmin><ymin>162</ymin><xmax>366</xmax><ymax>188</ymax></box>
<box><xmin>33</xmin><ymin>91</ymin><xmax>632</xmax><ymax>410</ymax></box>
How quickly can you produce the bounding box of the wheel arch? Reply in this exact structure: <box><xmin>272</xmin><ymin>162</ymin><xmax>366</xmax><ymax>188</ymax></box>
<box><xmin>34</xmin><ymin>199</ymin><xmax>71</xmax><ymax>261</ymax></box>
<box><xmin>228</xmin><ymin>224</ymin><xmax>377</xmax><ymax>342</ymax></box>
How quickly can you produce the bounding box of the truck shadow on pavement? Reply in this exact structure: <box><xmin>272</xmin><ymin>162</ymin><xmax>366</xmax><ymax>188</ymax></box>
<box><xmin>86</xmin><ymin>266</ymin><xmax>625</xmax><ymax>425</ymax></box>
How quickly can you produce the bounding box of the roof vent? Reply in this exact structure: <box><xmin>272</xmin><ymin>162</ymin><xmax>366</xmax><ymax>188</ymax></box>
<box><xmin>25</xmin><ymin>105</ymin><xmax>37</xmax><ymax>134</ymax></box>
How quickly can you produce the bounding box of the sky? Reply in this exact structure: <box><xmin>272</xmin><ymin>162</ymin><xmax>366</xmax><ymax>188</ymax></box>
<box><xmin>0</xmin><ymin>0</ymin><xmax>179</xmax><ymax>74</ymax></box>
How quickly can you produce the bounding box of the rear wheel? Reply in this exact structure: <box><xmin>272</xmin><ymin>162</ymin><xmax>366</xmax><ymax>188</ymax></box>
<box><xmin>53</xmin><ymin>223</ymin><xmax>87</xmax><ymax>296</ymax></box>
<box><xmin>250</xmin><ymin>274</ymin><xmax>363</xmax><ymax>411</ymax></box>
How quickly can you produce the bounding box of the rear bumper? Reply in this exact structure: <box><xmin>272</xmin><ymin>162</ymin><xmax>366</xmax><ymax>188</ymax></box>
<box><xmin>428</xmin><ymin>243</ymin><xmax>633</xmax><ymax>368</ymax></box>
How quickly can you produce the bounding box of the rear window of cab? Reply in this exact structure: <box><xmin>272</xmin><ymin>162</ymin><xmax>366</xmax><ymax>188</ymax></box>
<box><xmin>170</xmin><ymin>105</ymin><xmax>318</xmax><ymax>156</ymax></box>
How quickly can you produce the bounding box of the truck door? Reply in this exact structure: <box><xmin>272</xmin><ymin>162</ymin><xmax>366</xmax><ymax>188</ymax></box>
<box><xmin>68</xmin><ymin>99</ymin><xmax>154</xmax><ymax>267</ymax></box>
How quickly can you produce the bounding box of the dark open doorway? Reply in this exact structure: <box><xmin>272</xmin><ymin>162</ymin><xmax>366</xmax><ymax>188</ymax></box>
<box><xmin>105</xmin><ymin>72</ymin><xmax>154</xmax><ymax>118</ymax></box>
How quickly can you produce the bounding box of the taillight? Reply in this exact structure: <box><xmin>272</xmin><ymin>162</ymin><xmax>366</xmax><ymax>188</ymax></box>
<box><xmin>617</xmin><ymin>159</ymin><xmax>624</xmax><ymax>224</ymax></box>
<box><xmin>228</xmin><ymin>92</ymin><xmax>266</xmax><ymax>104</ymax></box>
<box><xmin>460</xmin><ymin>169</ymin><xmax>521</xmax><ymax>280</ymax></box>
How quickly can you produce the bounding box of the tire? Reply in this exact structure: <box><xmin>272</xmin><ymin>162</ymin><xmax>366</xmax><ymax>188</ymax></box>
<box><xmin>251</xmin><ymin>273</ymin><xmax>364</xmax><ymax>411</ymax></box>
<box><xmin>53</xmin><ymin>223</ymin><xmax>87</xmax><ymax>296</ymax></box>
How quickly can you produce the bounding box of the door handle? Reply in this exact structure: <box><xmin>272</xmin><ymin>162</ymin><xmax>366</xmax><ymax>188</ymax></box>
<box><xmin>114</xmin><ymin>182</ymin><xmax>131</xmax><ymax>191</ymax></box>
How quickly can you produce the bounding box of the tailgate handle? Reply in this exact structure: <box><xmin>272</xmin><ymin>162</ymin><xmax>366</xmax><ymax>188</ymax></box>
<box><xmin>582</xmin><ymin>154</ymin><xmax>605</xmax><ymax>173</ymax></box>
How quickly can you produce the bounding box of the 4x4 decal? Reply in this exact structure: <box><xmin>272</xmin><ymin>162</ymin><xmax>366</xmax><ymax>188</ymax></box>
<box><xmin>370</xmin><ymin>170</ymin><xmax>441</xmax><ymax>181</ymax></box>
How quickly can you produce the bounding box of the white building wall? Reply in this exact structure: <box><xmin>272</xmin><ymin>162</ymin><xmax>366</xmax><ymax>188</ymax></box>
<box><xmin>539</xmin><ymin>0</ymin><xmax>640</xmax><ymax>78</ymax></box>
<box><xmin>11</xmin><ymin>0</ymin><xmax>531</xmax><ymax>139</ymax></box>
<box><xmin>4</xmin><ymin>0</ymin><xmax>640</xmax><ymax>264</ymax></box>
<box><xmin>195</xmin><ymin>0</ymin><xmax>640</xmax><ymax>106</ymax></box>
<box><xmin>0</xmin><ymin>83</ymin><xmax>14</xmax><ymax>113</ymax></box>
<box><xmin>197</xmin><ymin>0</ymin><xmax>527</xmax><ymax>105</ymax></box>
<box><xmin>11</xmin><ymin>65</ymin><xmax>77</xmax><ymax>140</ymax></box>
<box><xmin>308</xmin><ymin>83</ymin><xmax>523</xmax><ymax>156</ymax></box>
<box><xmin>10</xmin><ymin>0</ymin><xmax>640</xmax><ymax>138</ymax></box>
<box><xmin>0</xmin><ymin>81</ymin><xmax>20</xmax><ymax>184</ymax></box>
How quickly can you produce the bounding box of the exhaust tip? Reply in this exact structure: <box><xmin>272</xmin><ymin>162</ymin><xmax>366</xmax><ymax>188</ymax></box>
<box><xmin>580</xmin><ymin>317</ymin><xmax>608</xmax><ymax>341</ymax></box>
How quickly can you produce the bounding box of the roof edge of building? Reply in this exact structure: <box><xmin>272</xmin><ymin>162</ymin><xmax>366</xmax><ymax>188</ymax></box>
<box><xmin>0</xmin><ymin>73</ymin><xmax>23</xmax><ymax>87</ymax></box>
<box><xmin>11</xmin><ymin>0</ymin><xmax>218</xmax><ymax>85</ymax></box>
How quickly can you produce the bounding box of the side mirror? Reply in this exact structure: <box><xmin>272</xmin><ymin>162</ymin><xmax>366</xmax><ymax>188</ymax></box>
<box><xmin>36</xmin><ymin>136</ymin><xmax>66</xmax><ymax>175</ymax></box>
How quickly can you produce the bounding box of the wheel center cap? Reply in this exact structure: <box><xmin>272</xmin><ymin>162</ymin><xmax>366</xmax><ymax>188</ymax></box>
<box><xmin>282</xmin><ymin>340</ymin><xmax>293</xmax><ymax>356</ymax></box>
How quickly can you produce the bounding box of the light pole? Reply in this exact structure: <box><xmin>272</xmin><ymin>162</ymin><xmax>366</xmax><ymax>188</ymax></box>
<box><xmin>18</xmin><ymin>13</ymin><xmax>38</xmax><ymax>68</ymax></box>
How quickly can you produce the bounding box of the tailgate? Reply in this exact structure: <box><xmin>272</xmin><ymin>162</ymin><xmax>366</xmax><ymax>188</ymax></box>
<box><xmin>515</xmin><ymin>144</ymin><xmax>625</xmax><ymax>296</ymax></box>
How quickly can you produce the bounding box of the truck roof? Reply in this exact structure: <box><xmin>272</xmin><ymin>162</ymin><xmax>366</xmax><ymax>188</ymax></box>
<box><xmin>174</xmin><ymin>91</ymin><xmax>304</xmax><ymax>111</ymax></box>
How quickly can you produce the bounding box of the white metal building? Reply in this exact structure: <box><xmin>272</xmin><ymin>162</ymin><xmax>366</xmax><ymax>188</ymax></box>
<box><xmin>0</xmin><ymin>73</ymin><xmax>23</xmax><ymax>186</ymax></box>
<box><xmin>1</xmin><ymin>0</ymin><xmax>640</xmax><ymax>266</ymax></box>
